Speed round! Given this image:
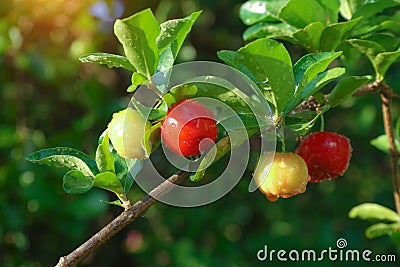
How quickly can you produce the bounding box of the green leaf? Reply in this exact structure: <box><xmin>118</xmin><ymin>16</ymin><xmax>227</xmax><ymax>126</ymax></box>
<box><xmin>293</xmin><ymin>22</ymin><xmax>326</xmax><ymax>52</ymax></box>
<box><xmin>157</xmin><ymin>44</ymin><xmax>175</xmax><ymax>72</ymax></box>
<box><xmin>100</xmin><ymin>199</ymin><xmax>124</xmax><ymax>208</ymax></box>
<box><xmin>327</xmin><ymin>75</ymin><xmax>372</xmax><ymax>107</ymax></box>
<box><xmin>114</xmin><ymin>8</ymin><xmax>160</xmax><ymax>78</ymax></box>
<box><xmin>319</xmin><ymin>17</ymin><xmax>363</xmax><ymax>51</ymax></box>
<box><xmin>349</xmin><ymin>39</ymin><xmax>400</xmax><ymax>79</ymax></box>
<box><xmin>166</xmin><ymin>82</ymin><xmax>253</xmax><ymax>114</ymax></box>
<box><xmin>278</xmin><ymin>0</ymin><xmax>334</xmax><ymax>29</ymax></box>
<box><xmin>127</xmin><ymin>72</ymin><xmax>148</xmax><ymax>92</ymax></box>
<box><xmin>235</xmin><ymin>38</ymin><xmax>295</xmax><ymax>114</ymax></box>
<box><xmin>284</xmin><ymin>67</ymin><xmax>345</xmax><ymax>113</ymax></box>
<box><xmin>217</xmin><ymin>50</ymin><xmax>258</xmax><ymax>83</ymax></box>
<box><xmin>112</xmin><ymin>150</ymin><xmax>143</xmax><ymax>194</ymax></box>
<box><xmin>157</xmin><ymin>11</ymin><xmax>201</xmax><ymax>57</ymax></box>
<box><xmin>365</xmin><ymin>223</ymin><xmax>400</xmax><ymax>239</ymax></box>
<box><xmin>374</xmin><ymin>50</ymin><xmax>400</xmax><ymax>80</ymax></box>
<box><xmin>339</xmin><ymin>0</ymin><xmax>361</xmax><ymax>20</ymax></box>
<box><xmin>352</xmin><ymin>0</ymin><xmax>400</xmax><ymax>20</ymax></box>
<box><xmin>25</xmin><ymin>147</ymin><xmax>98</xmax><ymax>177</ymax></box>
<box><xmin>370</xmin><ymin>134</ymin><xmax>400</xmax><ymax>154</ymax></box>
<box><xmin>239</xmin><ymin>0</ymin><xmax>285</xmax><ymax>25</ymax></box>
<box><xmin>243</xmin><ymin>22</ymin><xmax>295</xmax><ymax>41</ymax></box>
<box><xmin>79</xmin><ymin>52</ymin><xmax>136</xmax><ymax>72</ymax></box>
<box><xmin>94</xmin><ymin>171</ymin><xmax>123</xmax><ymax>195</ymax></box>
<box><xmin>95</xmin><ymin>132</ymin><xmax>115</xmax><ymax>173</ymax></box>
<box><xmin>293</xmin><ymin>52</ymin><xmax>342</xmax><ymax>91</ymax></box>
<box><xmin>286</xmin><ymin>111</ymin><xmax>322</xmax><ymax>134</ymax></box>
<box><xmin>190</xmin><ymin>136</ymin><xmax>231</xmax><ymax>182</ymax></box>
<box><xmin>349</xmin><ymin>203</ymin><xmax>400</xmax><ymax>222</ymax></box>
<box><xmin>366</xmin><ymin>34</ymin><xmax>400</xmax><ymax>53</ymax></box>
<box><xmin>352</xmin><ymin>16</ymin><xmax>400</xmax><ymax>38</ymax></box>
<box><xmin>143</xmin><ymin>122</ymin><xmax>162</xmax><ymax>157</ymax></box>
<box><xmin>131</xmin><ymin>97</ymin><xmax>168</xmax><ymax>121</ymax></box>
<box><xmin>63</xmin><ymin>170</ymin><xmax>94</xmax><ymax>194</ymax></box>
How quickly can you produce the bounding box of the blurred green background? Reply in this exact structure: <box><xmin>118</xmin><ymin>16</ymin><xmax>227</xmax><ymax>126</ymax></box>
<box><xmin>1</xmin><ymin>0</ymin><xmax>399</xmax><ymax>266</ymax></box>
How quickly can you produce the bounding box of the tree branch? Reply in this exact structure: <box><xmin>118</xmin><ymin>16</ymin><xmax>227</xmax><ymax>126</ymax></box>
<box><xmin>379</xmin><ymin>82</ymin><xmax>400</xmax><ymax>216</ymax></box>
<box><xmin>55</xmin><ymin>171</ymin><xmax>189</xmax><ymax>267</ymax></box>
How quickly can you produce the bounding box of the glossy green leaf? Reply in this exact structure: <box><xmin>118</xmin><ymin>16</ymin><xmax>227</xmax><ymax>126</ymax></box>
<box><xmin>352</xmin><ymin>0</ymin><xmax>400</xmax><ymax>20</ymax></box>
<box><xmin>157</xmin><ymin>44</ymin><xmax>175</xmax><ymax>72</ymax></box>
<box><xmin>366</xmin><ymin>34</ymin><xmax>400</xmax><ymax>53</ymax></box>
<box><xmin>374</xmin><ymin>50</ymin><xmax>400</xmax><ymax>80</ymax></box>
<box><xmin>166</xmin><ymin>82</ymin><xmax>253</xmax><ymax>114</ymax></box>
<box><xmin>112</xmin><ymin>151</ymin><xmax>142</xmax><ymax>194</ymax></box>
<box><xmin>143</xmin><ymin>122</ymin><xmax>162</xmax><ymax>156</ymax></box>
<box><xmin>63</xmin><ymin>170</ymin><xmax>94</xmax><ymax>194</ymax></box>
<box><xmin>190</xmin><ymin>136</ymin><xmax>231</xmax><ymax>182</ymax></box>
<box><xmin>25</xmin><ymin>147</ymin><xmax>98</xmax><ymax>177</ymax></box>
<box><xmin>157</xmin><ymin>11</ymin><xmax>201</xmax><ymax>57</ymax></box>
<box><xmin>278</xmin><ymin>0</ymin><xmax>333</xmax><ymax>29</ymax></box>
<box><xmin>235</xmin><ymin>38</ymin><xmax>295</xmax><ymax>114</ymax></box>
<box><xmin>319</xmin><ymin>17</ymin><xmax>362</xmax><ymax>51</ymax></box>
<box><xmin>293</xmin><ymin>52</ymin><xmax>342</xmax><ymax>91</ymax></box>
<box><xmin>352</xmin><ymin>16</ymin><xmax>400</xmax><ymax>38</ymax></box>
<box><xmin>339</xmin><ymin>0</ymin><xmax>361</xmax><ymax>20</ymax></box>
<box><xmin>99</xmin><ymin>199</ymin><xmax>124</xmax><ymax>208</ymax></box>
<box><xmin>284</xmin><ymin>67</ymin><xmax>345</xmax><ymax>113</ymax></box>
<box><xmin>239</xmin><ymin>0</ymin><xmax>285</xmax><ymax>25</ymax></box>
<box><xmin>348</xmin><ymin>39</ymin><xmax>387</xmax><ymax>78</ymax></box>
<box><xmin>370</xmin><ymin>134</ymin><xmax>400</xmax><ymax>154</ymax></box>
<box><xmin>127</xmin><ymin>72</ymin><xmax>148</xmax><ymax>92</ymax></box>
<box><xmin>327</xmin><ymin>75</ymin><xmax>372</xmax><ymax>107</ymax></box>
<box><xmin>286</xmin><ymin>111</ymin><xmax>322</xmax><ymax>134</ymax></box>
<box><xmin>365</xmin><ymin>223</ymin><xmax>400</xmax><ymax>239</ymax></box>
<box><xmin>95</xmin><ymin>132</ymin><xmax>114</xmax><ymax>173</ymax></box>
<box><xmin>114</xmin><ymin>8</ymin><xmax>160</xmax><ymax>78</ymax></box>
<box><xmin>217</xmin><ymin>50</ymin><xmax>258</xmax><ymax>83</ymax></box>
<box><xmin>79</xmin><ymin>52</ymin><xmax>136</xmax><ymax>72</ymax></box>
<box><xmin>94</xmin><ymin>171</ymin><xmax>123</xmax><ymax>195</ymax></box>
<box><xmin>293</xmin><ymin>22</ymin><xmax>325</xmax><ymax>52</ymax></box>
<box><xmin>131</xmin><ymin>97</ymin><xmax>168</xmax><ymax>121</ymax></box>
<box><xmin>349</xmin><ymin>203</ymin><xmax>400</xmax><ymax>222</ymax></box>
<box><xmin>243</xmin><ymin>22</ymin><xmax>295</xmax><ymax>41</ymax></box>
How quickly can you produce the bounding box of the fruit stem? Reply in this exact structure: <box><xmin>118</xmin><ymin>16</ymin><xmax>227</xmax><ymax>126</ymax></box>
<box><xmin>379</xmin><ymin>82</ymin><xmax>400</xmax><ymax>216</ymax></box>
<box><xmin>320</xmin><ymin>113</ymin><xmax>325</xmax><ymax>132</ymax></box>
<box><xmin>280</xmin><ymin>124</ymin><xmax>286</xmax><ymax>153</ymax></box>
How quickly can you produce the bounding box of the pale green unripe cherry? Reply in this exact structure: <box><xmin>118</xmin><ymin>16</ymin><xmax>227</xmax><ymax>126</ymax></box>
<box><xmin>107</xmin><ymin>108</ymin><xmax>150</xmax><ymax>160</ymax></box>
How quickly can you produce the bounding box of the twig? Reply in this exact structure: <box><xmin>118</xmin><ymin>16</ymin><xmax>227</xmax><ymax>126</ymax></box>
<box><xmin>55</xmin><ymin>171</ymin><xmax>189</xmax><ymax>267</ymax></box>
<box><xmin>379</xmin><ymin>82</ymin><xmax>400</xmax><ymax>216</ymax></box>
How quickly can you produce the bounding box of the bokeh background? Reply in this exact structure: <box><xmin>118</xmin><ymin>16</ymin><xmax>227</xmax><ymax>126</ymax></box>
<box><xmin>1</xmin><ymin>0</ymin><xmax>400</xmax><ymax>266</ymax></box>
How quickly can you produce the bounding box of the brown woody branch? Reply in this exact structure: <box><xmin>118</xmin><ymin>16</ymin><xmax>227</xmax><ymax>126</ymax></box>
<box><xmin>55</xmin><ymin>171</ymin><xmax>189</xmax><ymax>267</ymax></box>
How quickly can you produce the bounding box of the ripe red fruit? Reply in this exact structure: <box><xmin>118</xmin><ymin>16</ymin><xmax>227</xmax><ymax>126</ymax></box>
<box><xmin>295</xmin><ymin>131</ymin><xmax>352</xmax><ymax>182</ymax></box>
<box><xmin>254</xmin><ymin>152</ymin><xmax>310</xmax><ymax>202</ymax></box>
<box><xmin>161</xmin><ymin>99</ymin><xmax>218</xmax><ymax>157</ymax></box>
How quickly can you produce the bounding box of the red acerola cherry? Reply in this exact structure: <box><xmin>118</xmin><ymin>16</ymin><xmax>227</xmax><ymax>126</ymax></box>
<box><xmin>295</xmin><ymin>131</ymin><xmax>352</xmax><ymax>182</ymax></box>
<box><xmin>161</xmin><ymin>99</ymin><xmax>218</xmax><ymax>157</ymax></box>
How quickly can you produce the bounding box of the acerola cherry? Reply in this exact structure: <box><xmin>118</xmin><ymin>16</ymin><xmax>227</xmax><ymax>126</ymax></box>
<box><xmin>254</xmin><ymin>152</ymin><xmax>310</xmax><ymax>202</ymax></box>
<box><xmin>107</xmin><ymin>108</ymin><xmax>150</xmax><ymax>160</ymax></box>
<box><xmin>295</xmin><ymin>131</ymin><xmax>352</xmax><ymax>182</ymax></box>
<box><xmin>161</xmin><ymin>99</ymin><xmax>218</xmax><ymax>157</ymax></box>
